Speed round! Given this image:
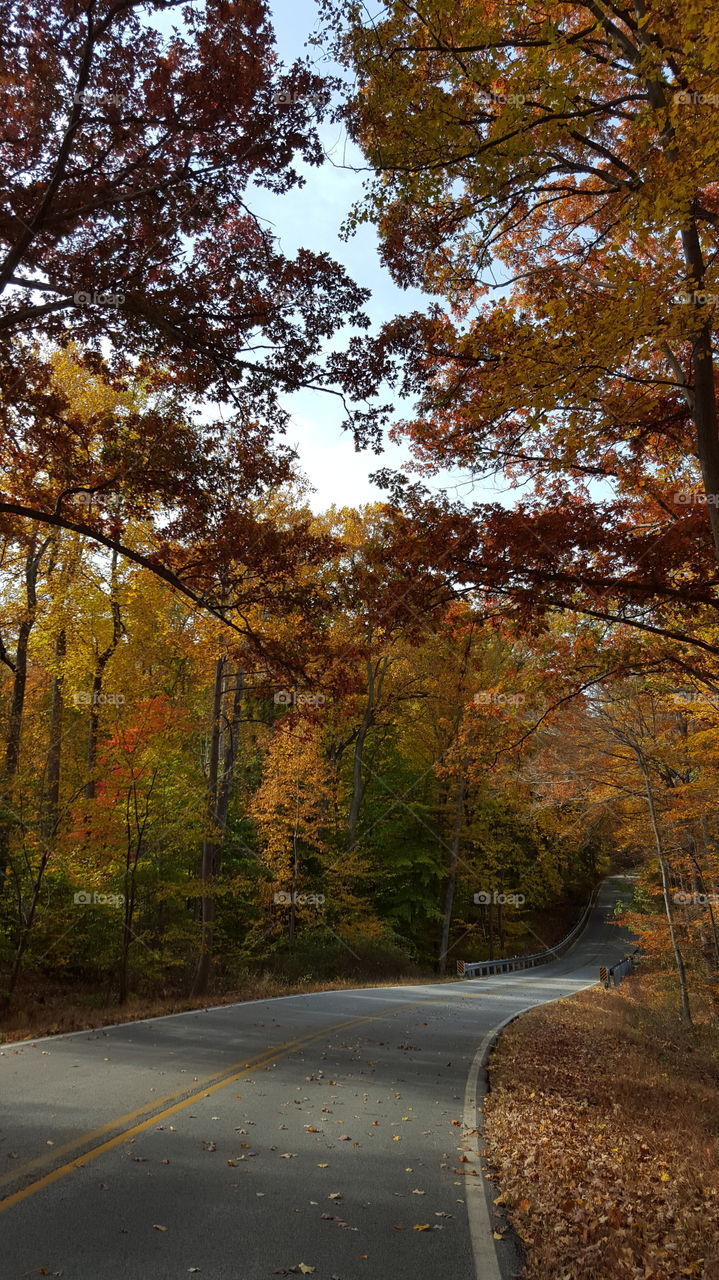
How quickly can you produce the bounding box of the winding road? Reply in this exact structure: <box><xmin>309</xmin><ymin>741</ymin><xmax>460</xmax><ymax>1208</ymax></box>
<box><xmin>0</xmin><ymin>876</ymin><xmax>636</xmax><ymax>1279</ymax></box>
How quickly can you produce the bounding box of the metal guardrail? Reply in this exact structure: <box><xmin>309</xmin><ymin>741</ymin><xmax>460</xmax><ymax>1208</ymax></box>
<box><xmin>600</xmin><ymin>948</ymin><xmax>640</xmax><ymax>988</ymax></box>
<box><xmin>456</xmin><ymin>887</ymin><xmax>599</xmax><ymax>979</ymax></box>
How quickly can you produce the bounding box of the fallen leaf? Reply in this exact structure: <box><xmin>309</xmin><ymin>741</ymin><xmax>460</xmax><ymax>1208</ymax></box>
<box><xmin>413</xmin><ymin>1224</ymin><xmax>430</xmax><ymax>1231</ymax></box>
<box><xmin>298</xmin><ymin>1266</ymin><xmax>315</xmax><ymax>1275</ymax></box>
<box><xmin>280</xmin><ymin>1153</ymin><xmax>297</xmax><ymax>1159</ymax></box>
<box><xmin>153</xmin><ymin>1224</ymin><xmax>167</xmax><ymax>1232</ymax></box>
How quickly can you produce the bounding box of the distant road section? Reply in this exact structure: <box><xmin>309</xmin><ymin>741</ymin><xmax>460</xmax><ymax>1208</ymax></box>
<box><xmin>0</xmin><ymin>876</ymin><xmax>636</xmax><ymax>1280</ymax></box>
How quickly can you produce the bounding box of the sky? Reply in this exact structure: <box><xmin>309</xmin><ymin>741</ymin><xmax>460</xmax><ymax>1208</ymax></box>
<box><xmin>249</xmin><ymin>0</ymin><xmax>476</xmax><ymax>512</ymax></box>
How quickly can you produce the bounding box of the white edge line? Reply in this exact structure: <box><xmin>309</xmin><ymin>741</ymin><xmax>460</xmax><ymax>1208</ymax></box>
<box><xmin>2</xmin><ymin>981</ymin><xmax>456</xmax><ymax>1050</ymax></box>
<box><xmin>463</xmin><ymin>976</ymin><xmax>602</xmax><ymax>1280</ymax></box>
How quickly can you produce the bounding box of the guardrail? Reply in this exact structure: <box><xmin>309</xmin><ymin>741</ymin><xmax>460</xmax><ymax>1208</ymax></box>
<box><xmin>456</xmin><ymin>887</ymin><xmax>599</xmax><ymax>979</ymax></box>
<box><xmin>600</xmin><ymin>948</ymin><xmax>640</xmax><ymax>988</ymax></box>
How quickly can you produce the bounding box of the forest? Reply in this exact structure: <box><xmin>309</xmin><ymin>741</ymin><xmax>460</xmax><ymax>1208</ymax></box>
<box><xmin>1</xmin><ymin>0</ymin><xmax>718</xmax><ymax>1038</ymax></box>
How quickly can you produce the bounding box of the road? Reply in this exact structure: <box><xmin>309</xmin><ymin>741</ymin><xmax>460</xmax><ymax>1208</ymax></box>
<box><xmin>0</xmin><ymin>876</ymin><xmax>636</xmax><ymax>1280</ymax></box>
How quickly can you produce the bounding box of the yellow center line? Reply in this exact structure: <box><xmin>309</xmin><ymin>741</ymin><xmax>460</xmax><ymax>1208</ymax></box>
<box><xmin>0</xmin><ymin>1003</ymin><xmax>420</xmax><ymax>1214</ymax></box>
<box><xmin>0</xmin><ymin>978</ymin><xmax>566</xmax><ymax>1215</ymax></box>
<box><xmin>0</xmin><ymin>1031</ymin><xmax>327</xmax><ymax>1195</ymax></box>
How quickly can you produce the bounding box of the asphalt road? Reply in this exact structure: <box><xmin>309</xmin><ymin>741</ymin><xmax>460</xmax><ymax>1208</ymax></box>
<box><xmin>0</xmin><ymin>876</ymin><xmax>637</xmax><ymax>1280</ymax></box>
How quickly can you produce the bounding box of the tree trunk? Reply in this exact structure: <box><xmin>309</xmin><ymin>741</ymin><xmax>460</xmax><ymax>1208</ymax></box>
<box><xmin>1</xmin><ymin>847</ymin><xmax>52</xmax><ymax>1006</ymax></box>
<box><xmin>680</xmin><ymin>215</ymin><xmax>719</xmax><ymax>564</ymax></box>
<box><xmin>437</xmin><ymin>772</ymin><xmax>466</xmax><ymax>976</ymax></box>
<box><xmin>191</xmin><ymin>657</ymin><xmax>225</xmax><ymax>997</ymax></box>
<box><xmin>347</xmin><ymin>656</ymin><xmax>388</xmax><ymax>852</ymax></box>
<box><xmin>85</xmin><ymin>551</ymin><xmax>124</xmax><ymax>799</ymax></box>
<box><xmin>42</xmin><ymin>629</ymin><xmax>66</xmax><ymax>839</ymax></box>
<box><xmin>639</xmin><ymin>756</ymin><xmax>692</xmax><ymax>1023</ymax></box>
<box><xmin>0</xmin><ymin>537</ymin><xmax>49</xmax><ymax>892</ymax></box>
<box><xmin>217</xmin><ymin>667</ymin><xmax>244</xmax><ymax>833</ymax></box>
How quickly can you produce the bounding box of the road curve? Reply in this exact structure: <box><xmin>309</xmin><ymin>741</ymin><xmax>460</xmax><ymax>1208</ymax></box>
<box><xmin>0</xmin><ymin>876</ymin><xmax>636</xmax><ymax>1280</ymax></box>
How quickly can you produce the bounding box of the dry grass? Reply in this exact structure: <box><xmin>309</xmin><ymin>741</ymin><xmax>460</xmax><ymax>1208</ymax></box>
<box><xmin>0</xmin><ymin>970</ymin><xmax>443</xmax><ymax>1043</ymax></box>
<box><xmin>484</xmin><ymin>972</ymin><xmax>719</xmax><ymax>1280</ymax></box>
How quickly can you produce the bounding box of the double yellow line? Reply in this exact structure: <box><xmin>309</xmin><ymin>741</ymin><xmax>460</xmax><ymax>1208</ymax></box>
<box><xmin>0</xmin><ymin>1004</ymin><xmax>423</xmax><ymax>1214</ymax></box>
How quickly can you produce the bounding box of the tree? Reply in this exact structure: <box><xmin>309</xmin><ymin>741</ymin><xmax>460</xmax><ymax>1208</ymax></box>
<box><xmin>0</xmin><ymin>0</ymin><xmax>375</xmax><ymax>620</ymax></box>
<box><xmin>322</xmin><ymin>0</ymin><xmax>719</xmax><ymax>647</ymax></box>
